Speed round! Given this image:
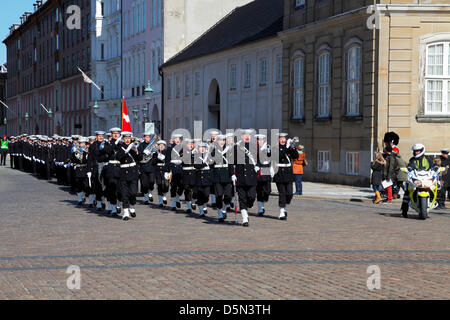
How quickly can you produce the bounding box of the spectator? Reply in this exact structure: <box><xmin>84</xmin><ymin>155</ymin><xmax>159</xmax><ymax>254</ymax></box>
<box><xmin>392</xmin><ymin>150</ymin><xmax>408</xmax><ymax>199</ymax></box>
<box><xmin>292</xmin><ymin>144</ymin><xmax>307</xmax><ymax>195</ymax></box>
<box><xmin>383</xmin><ymin>146</ymin><xmax>396</xmax><ymax>203</ymax></box>
<box><xmin>437</xmin><ymin>149</ymin><xmax>450</xmax><ymax>210</ymax></box>
<box><xmin>371</xmin><ymin>152</ymin><xmax>385</xmax><ymax>204</ymax></box>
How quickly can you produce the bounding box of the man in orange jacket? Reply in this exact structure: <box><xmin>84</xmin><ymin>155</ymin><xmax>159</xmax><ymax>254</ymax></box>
<box><xmin>292</xmin><ymin>145</ymin><xmax>307</xmax><ymax>195</ymax></box>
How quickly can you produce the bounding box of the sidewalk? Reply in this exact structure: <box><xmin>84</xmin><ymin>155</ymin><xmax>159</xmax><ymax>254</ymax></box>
<box><xmin>271</xmin><ymin>182</ymin><xmax>377</xmax><ymax>202</ymax></box>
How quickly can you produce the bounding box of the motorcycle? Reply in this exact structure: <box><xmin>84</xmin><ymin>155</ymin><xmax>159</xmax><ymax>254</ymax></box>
<box><xmin>400</xmin><ymin>166</ymin><xmax>446</xmax><ymax>219</ymax></box>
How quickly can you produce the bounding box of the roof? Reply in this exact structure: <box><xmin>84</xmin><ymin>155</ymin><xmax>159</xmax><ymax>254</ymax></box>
<box><xmin>162</xmin><ymin>0</ymin><xmax>284</xmax><ymax>68</ymax></box>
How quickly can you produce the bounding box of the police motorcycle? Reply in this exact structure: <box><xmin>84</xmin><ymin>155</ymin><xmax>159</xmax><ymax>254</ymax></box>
<box><xmin>400</xmin><ymin>165</ymin><xmax>446</xmax><ymax>220</ymax></box>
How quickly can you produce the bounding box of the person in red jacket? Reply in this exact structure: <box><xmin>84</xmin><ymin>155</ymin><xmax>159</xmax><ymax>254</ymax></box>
<box><xmin>292</xmin><ymin>144</ymin><xmax>307</xmax><ymax>195</ymax></box>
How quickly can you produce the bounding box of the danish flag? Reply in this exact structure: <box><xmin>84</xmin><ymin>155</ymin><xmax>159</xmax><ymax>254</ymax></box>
<box><xmin>121</xmin><ymin>97</ymin><xmax>132</xmax><ymax>132</ymax></box>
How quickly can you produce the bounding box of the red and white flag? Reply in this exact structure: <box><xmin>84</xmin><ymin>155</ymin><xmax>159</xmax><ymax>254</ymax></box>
<box><xmin>121</xmin><ymin>97</ymin><xmax>132</xmax><ymax>132</ymax></box>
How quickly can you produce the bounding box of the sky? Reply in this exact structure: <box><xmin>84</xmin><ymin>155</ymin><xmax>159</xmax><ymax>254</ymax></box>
<box><xmin>0</xmin><ymin>0</ymin><xmax>35</xmax><ymax>65</ymax></box>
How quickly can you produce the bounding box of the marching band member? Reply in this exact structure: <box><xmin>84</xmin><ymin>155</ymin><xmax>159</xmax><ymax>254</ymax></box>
<box><xmin>182</xmin><ymin>139</ymin><xmax>197</xmax><ymax>213</ymax></box>
<box><xmin>102</xmin><ymin>128</ymin><xmax>123</xmax><ymax>216</ymax></box>
<box><xmin>233</xmin><ymin>129</ymin><xmax>258</xmax><ymax>227</ymax></box>
<box><xmin>208</xmin><ymin>130</ymin><xmax>220</xmax><ymax>209</ymax></box>
<box><xmin>152</xmin><ymin>140</ymin><xmax>171</xmax><ymax>208</ymax></box>
<box><xmin>273</xmin><ymin>133</ymin><xmax>299</xmax><ymax>220</ymax></box>
<box><xmin>211</xmin><ymin>135</ymin><xmax>234</xmax><ymax>223</ymax></box>
<box><xmin>255</xmin><ymin>134</ymin><xmax>272</xmax><ymax>216</ymax></box>
<box><xmin>87</xmin><ymin>131</ymin><xmax>108</xmax><ymax>212</ymax></box>
<box><xmin>117</xmin><ymin>132</ymin><xmax>140</xmax><ymax>221</ymax></box>
<box><xmin>138</xmin><ymin>132</ymin><xmax>157</xmax><ymax>205</ymax></box>
<box><xmin>169</xmin><ymin>134</ymin><xmax>184</xmax><ymax>211</ymax></box>
<box><xmin>70</xmin><ymin>137</ymin><xmax>89</xmax><ymax>206</ymax></box>
<box><xmin>193</xmin><ymin>142</ymin><xmax>214</xmax><ymax>217</ymax></box>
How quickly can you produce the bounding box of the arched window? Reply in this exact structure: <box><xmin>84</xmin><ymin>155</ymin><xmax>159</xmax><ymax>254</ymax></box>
<box><xmin>346</xmin><ymin>44</ymin><xmax>361</xmax><ymax>116</ymax></box>
<box><xmin>318</xmin><ymin>50</ymin><xmax>331</xmax><ymax>117</ymax></box>
<box><xmin>425</xmin><ymin>42</ymin><xmax>450</xmax><ymax>114</ymax></box>
<box><xmin>292</xmin><ymin>53</ymin><xmax>304</xmax><ymax>119</ymax></box>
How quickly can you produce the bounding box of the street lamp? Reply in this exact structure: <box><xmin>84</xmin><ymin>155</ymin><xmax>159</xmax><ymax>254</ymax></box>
<box><xmin>132</xmin><ymin>108</ymin><xmax>139</xmax><ymax>121</ymax></box>
<box><xmin>142</xmin><ymin>106</ymin><xmax>148</xmax><ymax>122</ymax></box>
<box><xmin>3</xmin><ymin>117</ymin><xmax>6</xmax><ymax>125</ymax></box>
<box><xmin>47</xmin><ymin>108</ymin><xmax>53</xmax><ymax>118</ymax></box>
<box><xmin>92</xmin><ymin>101</ymin><xmax>99</xmax><ymax>115</ymax></box>
<box><xmin>144</xmin><ymin>81</ymin><xmax>154</xmax><ymax>96</ymax></box>
<box><xmin>25</xmin><ymin>112</ymin><xmax>29</xmax><ymax>121</ymax></box>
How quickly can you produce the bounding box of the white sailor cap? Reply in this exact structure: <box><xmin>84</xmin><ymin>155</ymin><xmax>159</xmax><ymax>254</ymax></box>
<box><xmin>105</xmin><ymin>133</ymin><xmax>111</xmax><ymax>137</ymax></box>
<box><xmin>193</xmin><ymin>139</ymin><xmax>201</xmax><ymax>143</ymax></box>
<box><xmin>71</xmin><ymin>135</ymin><xmax>80</xmax><ymax>140</ymax></box>
<box><xmin>171</xmin><ymin>133</ymin><xmax>183</xmax><ymax>139</ymax></box>
<box><xmin>255</xmin><ymin>134</ymin><xmax>266</xmax><ymax>140</ymax></box>
<box><xmin>226</xmin><ymin>133</ymin><xmax>234</xmax><ymax>138</ymax></box>
<box><xmin>121</xmin><ymin>131</ymin><xmax>133</xmax><ymax>137</ymax></box>
<box><xmin>240</xmin><ymin>129</ymin><xmax>254</xmax><ymax>135</ymax></box>
<box><xmin>95</xmin><ymin>131</ymin><xmax>105</xmax><ymax>136</ymax></box>
<box><xmin>79</xmin><ymin>137</ymin><xmax>89</xmax><ymax>143</ymax></box>
<box><xmin>441</xmin><ymin>148</ymin><xmax>450</xmax><ymax>154</ymax></box>
<box><xmin>88</xmin><ymin>136</ymin><xmax>96</xmax><ymax>140</ymax></box>
<box><xmin>185</xmin><ymin>138</ymin><xmax>194</xmax><ymax>143</ymax></box>
<box><xmin>278</xmin><ymin>133</ymin><xmax>289</xmax><ymax>138</ymax></box>
<box><xmin>142</xmin><ymin>132</ymin><xmax>152</xmax><ymax>137</ymax></box>
<box><xmin>198</xmin><ymin>142</ymin><xmax>208</xmax><ymax>148</ymax></box>
<box><xmin>216</xmin><ymin>135</ymin><xmax>227</xmax><ymax>140</ymax></box>
<box><xmin>157</xmin><ymin>140</ymin><xmax>167</xmax><ymax>145</ymax></box>
<box><xmin>109</xmin><ymin>127</ymin><xmax>122</xmax><ymax>133</ymax></box>
<box><xmin>209</xmin><ymin>130</ymin><xmax>220</xmax><ymax>136</ymax></box>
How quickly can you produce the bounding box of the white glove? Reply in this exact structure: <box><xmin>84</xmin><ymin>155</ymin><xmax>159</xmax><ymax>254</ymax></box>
<box><xmin>143</xmin><ymin>149</ymin><xmax>151</xmax><ymax>156</ymax></box>
<box><xmin>164</xmin><ymin>172</ymin><xmax>170</xmax><ymax>180</ymax></box>
<box><xmin>286</xmin><ymin>139</ymin><xmax>292</xmax><ymax>149</ymax></box>
<box><xmin>231</xmin><ymin>175</ymin><xmax>237</xmax><ymax>184</ymax></box>
<box><xmin>132</xmin><ymin>143</ymin><xmax>138</xmax><ymax>152</ymax></box>
<box><xmin>115</xmin><ymin>137</ymin><xmax>122</xmax><ymax>145</ymax></box>
<box><xmin>254</xmin><ymin>166</ymin><xmax>261</xmax><ymax>173</ymax></box>
<box><xmin>158</xmin><ymin>153</ymin><xmax>165</xmax><ymax>161</ymax></box>
<box><xmin>270</xmin><ymin>166</ymin><xmax>275</xmax><ymax>178</ymax></box>
<box><xmin>87</xmin><ymin>172</ymin><xmax>92</xmax><ymax>179</ymax></box>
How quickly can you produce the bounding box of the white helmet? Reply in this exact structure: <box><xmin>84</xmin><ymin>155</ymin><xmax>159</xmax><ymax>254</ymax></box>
<box><xmin>412</xmin><ymin>143</ymin><xmax>425</xmax><ymax>158</ymax></box>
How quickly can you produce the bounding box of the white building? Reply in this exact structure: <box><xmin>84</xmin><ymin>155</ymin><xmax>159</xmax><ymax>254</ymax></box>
<box><xmin>90</xmin><ymin>0</ymin><xmax>122</xmax><ymax>132</ymax></box>
<box><xmin>161</xmin><ymin>0</ymin><xmax>284</xmax><ymax>137</ymax></box>
<box><xmin>121</xmin><ymin>0</ymin><xmax>254</xmax><ymax>137</ymax></box>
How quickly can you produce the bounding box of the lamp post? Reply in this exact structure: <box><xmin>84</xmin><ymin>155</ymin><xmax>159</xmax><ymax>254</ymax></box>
<box><xmin>25</xmin><ymin>112</ymin><xmax>29</xmax><ymax>133</ymax></box>
<box><xmin>144</xmin><ymin>81</ymin><xmax>155</xmax><ymax>134</ymax></box>
<box><xmin>132</xmin><ymin>108</ymin><xmax>139</xmax><ymax>133</ymax></box>
<box><xmin>92</xmin><ymin>101</ymin><xmax>99</xmax><ymax>130</ymax></box>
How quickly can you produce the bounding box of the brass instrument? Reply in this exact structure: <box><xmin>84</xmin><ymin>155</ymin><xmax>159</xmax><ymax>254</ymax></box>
<box><xmin>140</xmin><ymin>134</ymin><xmax>160</xmax><ymax>164</ymax></box>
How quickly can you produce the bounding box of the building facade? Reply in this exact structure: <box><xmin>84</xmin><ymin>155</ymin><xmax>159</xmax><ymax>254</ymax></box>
<box><xmin>0</xmin><ymin>64</ymin><xmax>7</xmax><ymax>136</ymax></box>
<box><xmin>280</xmin><ymin>0</ymin><xmax>450</xmax><ymax>186</ymax></box>
<box><xmin>3</xmin><ymin>0</ymin><xmax>92</xmax><ymax>137</ymax></box>
<box><xmin>162</xmin><ymin>0</ymin><xmax>284</xmax><ymax>137</ymax></box>
<box><xmin>90</xmin><ymin>0</ymin><xmax>122</xmax><ymax>132</ymax></box>
<box><xmin>120</xmin><ymin>0</ymin><xmax>254</xmax><ymax>137</ymax></box>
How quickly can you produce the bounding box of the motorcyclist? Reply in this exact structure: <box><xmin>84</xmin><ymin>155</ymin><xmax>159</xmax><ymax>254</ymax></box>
<box><xmin>401</xmin><ymin>143</ymin><xmax>435</xmax><ymax>214</ymax></box>
<box><xmin>408</xmin><ymin>144</ymin><xmax>433</xmax><ymax>171</ymax></box>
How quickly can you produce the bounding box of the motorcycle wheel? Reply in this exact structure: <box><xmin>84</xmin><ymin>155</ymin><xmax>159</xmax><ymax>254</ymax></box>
<box><xmin>418</xmin><ymin>197</ymin><xmax>428</xmax><ymax>220</ymax></box>
<box><xmin>401</xmin><ymin>203</ymin><xmax>408</xmax><ymax>218</ymax></box>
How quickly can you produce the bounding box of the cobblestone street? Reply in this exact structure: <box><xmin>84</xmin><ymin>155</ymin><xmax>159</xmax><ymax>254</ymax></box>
<box><xmin>0</xmin><ymin>165</ymin><xmax>449</xmax><ymax>300</ymax></box>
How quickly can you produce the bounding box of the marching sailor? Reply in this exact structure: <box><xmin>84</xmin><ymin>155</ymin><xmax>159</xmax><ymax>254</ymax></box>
<box><xmin>182</xmin><ymin>139</ymin><xmax>197</xmax><ymax>214</ymax></box>
<box><xmin>194</xmin><ymin>142</ymin><xmax>215</xmax><ymax>217</ymax></box>
<box><xmin>87</xmin><ymin>131</ymin><xmax>108</xmax><ymax>211</ymax></box>
<box><xmin>255</xmin><ymin>134</ymin><xmax>273</xmax><ymax>216</ymax></box>
<box><xmin>103</xmin><ymin>128</ymin><xmax>123</xmax><ymax>216</ymax></box>
<box><xmin>70</xmin><ymin>137</ymin><xmax>89</xmax><ymax>206</ymax></box>
<box><xmin>233</xmin><ymin>129</ymin><xmax>258</xmax><ymax>227</ymax></box>
<box><xmin>116</xmin><ymin>131</ymin><xmax>140</xmax><ymax>221</ymax></box>
<box><xmin>211</xmin><ymin>135</ymin><xmax>234</xmax><ymax>223</ymax></box>
<box><xmin>273</xmin><ymin>133</ymin><xmax>299</xmax><ymax>220</ymax></box>
<box><xmin>152</xmin><ymin>140</ymin><xmax>171</xmax><ymax>208</ymax></box>
<box><xmin>137</xmin><ymin>132</ymin><xmax>157</xmax><ymax>205</ymax></box>
<box><xmin>169</xmin><ymin>134</ymin><xmax>184</xmax><ymax>211</ymax></box>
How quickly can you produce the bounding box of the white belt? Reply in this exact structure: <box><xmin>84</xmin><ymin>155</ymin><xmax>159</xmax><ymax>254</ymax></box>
<box><xmin>121</xmin><ymin>163</ymin><xmax>136</xmax><ymax>168</ymax></box>
<box><xmin>262</xmin><ymin>161</ymin><xmax>270</xmax><ymax>165</ymax></box>
<box><xmin>109</xmin><ymin>160</ymin><xmax>120</xmax><ymax>164</ymax></box>
<box><xmin>201</xmin><ymin>167</ymin><xmax>210</xmax><ymax>171</ymax></box>
<box><xmin>75</xmin><ymin>164</ymin><xmax>87</xmax><ymax>168</ymax></box>
<box><xmin>157</xmin><ymin>163</ymin><xmax>165</xmax><ymax>167</ymax></box>
<box><xmin>171</xmin><ymin>160</ymin><xmax>182</xmax><ymax>164</ymax></box>
<box><xmin>278</xmin><ymin>164</ymin><xmax>291</xmax><ymax>168</ymax></box>
<box><xmin>183</xmin><ymin>167</ymin><xmax>195</xmax><ymax>171</ymax></box>
<box><xmin>214</xmin><ymin>164</ymin><xmax>228</xmax><ymax>168</ymax></box>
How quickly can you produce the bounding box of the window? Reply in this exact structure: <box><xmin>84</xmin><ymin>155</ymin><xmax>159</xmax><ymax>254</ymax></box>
<box><xmin>276</xmin><ymin>55</ymin><xmax>282</xmax><ymax>83</ymax></box>
<box><xmin>152</xmin><ymin>0</ymin><xmax>156</xmax><ymax>27</ymax></box>
<box><xmin>346</xmin><ymin>45</ymin><xmax>361</xmax><ymax>116</ymax></box>
<box><xmin>318</xmin><ymin>52</ymin><xmax>331</xmax><ymax>117</ymax></box>
<box><xmin>293</xmin><ymin>56</ymin><xmax>304</xmax><ymax>119</ymax></box>
<box><xmin>317</xmin><ymin>151</ymin><xmax>330</xmax><ymax>173</ymax></box>
<box><xmin>56</xmin><ymin>34</ymin><xmax>59</xmax><ymax>51</ymax></box>
<box><xmin>230</xmin><ymin>64</ymin><xmax>237</xmax><ymax>90</ymax></box>
<box><xmin>157</xmin><ymin>47</ymin><xmax>161</xmax><ymax>79</ymax></box>
<box><xmin>167</xmin><ymin>78</ymin><xmax>172</xmax><ymax>99</ymax></box>
<box><xmin>176</xmin><ymin>76</ymin><xmax>181</xmax><ymax>98</ymax></box>
<box><xmin>101</xmin><ymin>43</ymin><xmax>104</xmax><ymax>60</ymax></box>
<box><xmin>185</xmin><ymin>74</ymin><xmax>190</xmax><ymax>97</ymax></box>
<box><xmin>158</xmin><ymin>0</ymin><xmax>161</xmax><ymax>25</ymax></box>
<box><xmin>295</xmin><ymin>0</ymin><xmax>306</xmax><ymax>8</ymax></box>
<box><xmin>244</xmin><ymin>62</ymin><xmax>251</xmax><ymax>88</ymax></box>
<box><xmin>425</xmin><ymin>42</ymin><xmax>450</xmax><ymax>114</ymax></box>
<box><xmin>194</xmin><ymin>72</ymin><xmax>200</xmax><ymax>95</ymax></box>
<box><xmin>260</xmin><ymin>59</ymin><xmax>267</xmax><ymax>85</ymax></box>
<box><xmin>346</xmin><ymin>152</ymin><xmax>360</xmax><ymax>175</ymax></box>
<box><xmin>151</xmin><ymin>50</ymin><xmax>155</xmax><ymax>81</ymax></box>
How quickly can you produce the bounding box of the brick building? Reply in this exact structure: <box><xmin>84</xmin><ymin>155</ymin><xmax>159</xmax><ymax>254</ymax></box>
<box><xmin>3</xmin><ymin>0</ymin><xmax>92</xmax><ymax>137</ymax></box>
